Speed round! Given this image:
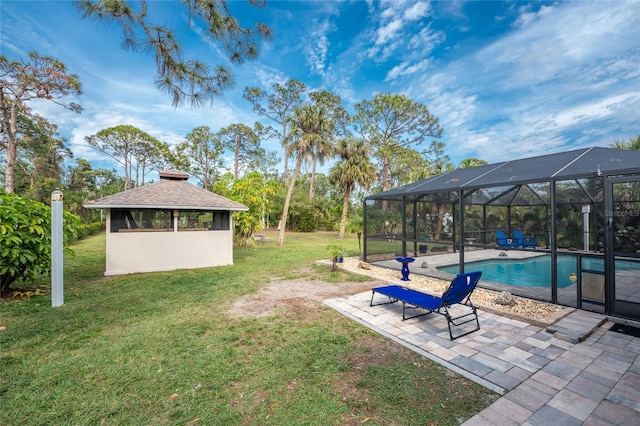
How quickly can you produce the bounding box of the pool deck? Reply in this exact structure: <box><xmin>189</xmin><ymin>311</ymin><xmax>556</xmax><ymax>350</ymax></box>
<box><xmin>324</xmin><ymin>293</ymin><xmax>640</xmax><ymax>425</ymax></box>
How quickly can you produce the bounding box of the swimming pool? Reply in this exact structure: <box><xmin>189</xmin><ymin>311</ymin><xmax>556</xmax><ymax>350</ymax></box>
<box><xmin>437</xmin><ymin>255</ymin><xmax>640</xmax><ymax>288</ymax></box>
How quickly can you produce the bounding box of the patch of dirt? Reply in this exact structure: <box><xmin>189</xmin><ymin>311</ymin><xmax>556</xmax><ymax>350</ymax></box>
<box><xmin>228</xmin><ymin>273</ymin><xmax>375</xmax><ymax>318</ymax></box>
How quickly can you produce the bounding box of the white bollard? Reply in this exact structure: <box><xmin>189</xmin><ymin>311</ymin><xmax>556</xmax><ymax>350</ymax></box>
<box><xmin>51</xmin><ymin>189</ymin><xmax>64</xmax><ymax>307</ymax></box>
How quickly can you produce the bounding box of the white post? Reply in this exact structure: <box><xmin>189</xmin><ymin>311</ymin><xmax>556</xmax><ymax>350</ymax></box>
<box><xmin>582</xmin><ymin>205</ymin><xmax>591</xmax><ymax>252</ymax></box>
<box><xmin>51</xmin><ymin>189</ymin><xmax>64</xmax><ymax>307</ymax></box>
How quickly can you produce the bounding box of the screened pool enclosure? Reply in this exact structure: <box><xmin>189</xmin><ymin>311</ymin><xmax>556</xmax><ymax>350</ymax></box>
<box><xmin>363</xmin><ymin>147</ymin><xmax>640</xmax><ymax>321</ymax></box>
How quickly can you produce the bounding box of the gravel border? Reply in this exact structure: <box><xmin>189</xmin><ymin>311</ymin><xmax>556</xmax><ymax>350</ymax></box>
<box><xmin>334</xmin><ymin>257</ymin><xmax>573</xmax><ymax>327</ymax></box>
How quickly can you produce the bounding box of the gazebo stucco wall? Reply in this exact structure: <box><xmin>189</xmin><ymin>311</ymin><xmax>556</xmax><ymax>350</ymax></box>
<box><xmin>103</xmin><ymin>219</ymin><xmax>234</xmax><ymax>276</ymax></box>
<box><xmin>85</xmin><ymin>171</ymin><xmax>247</xmax><ymax>276</ymax></box>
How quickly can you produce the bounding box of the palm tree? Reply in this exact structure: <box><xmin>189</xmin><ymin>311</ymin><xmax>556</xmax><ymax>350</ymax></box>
<box><xmin>307</xmin><ymin>136</ymin><xmax>335</xmax><ymax>199</ymax></box>
<box><xmin>278</xmin><ymin>104</ymin><xmax>334</xmax><ymax>245</ymax></box>
<box><xmin>329</xmin><ymin>137</ymin><xmax>376</xmax><ymax>239</ymax></box>
<box><xmin>610</xmin><ymin>133</ymin><xmax>640</xmax><ymax>151</ymax></box>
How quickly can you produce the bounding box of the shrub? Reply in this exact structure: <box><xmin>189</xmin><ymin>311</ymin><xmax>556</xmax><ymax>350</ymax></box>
<box><xmin>0</xmin><ymin>190</ymin><xmax>81</xmax><ymax>295</ymax></box>
<box><xmin>292</xmin><ymin>207</ymin><xmax>317</xmax><ymax>232</ymax></box>
<box><xmin>78</xmin><ymin>221</ymin><xmax>104</xmax><ymax>238</ymax></box>
<box><xmin>326</xmin><ymin>243</ymin><xmax>345</xmax><ymax>271</ymax></box>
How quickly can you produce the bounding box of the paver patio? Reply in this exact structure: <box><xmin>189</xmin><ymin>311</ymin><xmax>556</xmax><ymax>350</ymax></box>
<box><xmin>325</xmin><ymin>291</ymin><xmax>640</xmax><ymax>425</ymax></box>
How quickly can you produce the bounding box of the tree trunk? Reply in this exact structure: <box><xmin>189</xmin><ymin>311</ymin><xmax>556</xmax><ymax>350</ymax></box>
<box><xmin>338</xmin><ymin>186</ymin><xmax>351</xmax><ymax>239</ymax></box>
<box><xmin>282</xmin><ymin>123</ymin><xmax>289</xmax><ymax>185</ymax></box>
<box><xmin>234</xmin><ymin>137</ymin><xmax>240</xmax><ymax>179</ymax></box>
<box><xmin>3</xmin><ymin>103</ymin><xmax>19</xmax><ymax>193</ymax></box>
<box><xmin>278</xmin><ymin>157</ymin><xmax>302</xmax><ymax>246</ymax></box>
<box><xmin>4</xmin><ymin>140</ymin><xmax>17</xmax><ymax>193</ymax></box>
<box><xmin>380</xmin><ymin>157</ymin><xmax>390</xmax><ymax>211</ymax></box>
<box><xmin>309</xmin><ymin>160</ymin><xmax>316</xmax><ymax>200</ymax></box>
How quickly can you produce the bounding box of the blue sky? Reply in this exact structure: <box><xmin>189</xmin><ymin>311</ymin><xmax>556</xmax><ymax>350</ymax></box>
<box><xmin>1</xmin><ymin>0</ymin><xmax>639</xmax><ymax>176</ymax></box>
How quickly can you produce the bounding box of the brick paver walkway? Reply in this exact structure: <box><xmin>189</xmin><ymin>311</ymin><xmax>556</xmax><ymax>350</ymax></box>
<box><xmin>325</xmin><ymin>292</ymin><xmax>640</xmax><ymax>425</ymax></box>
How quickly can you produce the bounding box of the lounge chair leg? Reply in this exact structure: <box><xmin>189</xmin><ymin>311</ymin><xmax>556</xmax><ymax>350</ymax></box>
<box><xmin>370</xmin><ymin>291</ymin><xmax>398</xmax><ymax>307</ymax></box>
<box><xmin>401</xmin><ymin>303</ymin><xmax>433</xmax><ymax>321</ymax></box>
<box><xmin>445</xmin><ymin>307</ymin><xmax>480</xmax><ymax>340</ymax></box>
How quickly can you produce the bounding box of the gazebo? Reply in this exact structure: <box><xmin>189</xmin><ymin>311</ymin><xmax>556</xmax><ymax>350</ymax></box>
<box><xmin>84</xmin><ymin>170</ymin><xmax>248</xmax><ymax>276</ymax></box>
<box><xmin>364</xmin><ymin>147</ymin><xmax>640</xmax><ymax>322</ymax></box>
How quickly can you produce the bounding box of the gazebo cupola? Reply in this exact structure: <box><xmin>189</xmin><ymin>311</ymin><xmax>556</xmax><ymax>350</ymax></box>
<box><xmin>158</xmin><ymin>170</ymin><xmax>190</xmax><ymax>181</ymax></box>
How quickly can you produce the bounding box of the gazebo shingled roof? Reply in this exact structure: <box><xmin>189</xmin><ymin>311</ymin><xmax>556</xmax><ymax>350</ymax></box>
<box><xmin>84</xmin><ymin>178</ymin><xmax>248</xmax><ymax>211</ymax></box>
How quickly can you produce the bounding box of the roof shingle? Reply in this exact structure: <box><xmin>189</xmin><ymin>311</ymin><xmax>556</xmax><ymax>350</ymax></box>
<box><xmin>84</xmin><ymin>179</ymin><xmax>248</xmax><ymax>211</ymax></box>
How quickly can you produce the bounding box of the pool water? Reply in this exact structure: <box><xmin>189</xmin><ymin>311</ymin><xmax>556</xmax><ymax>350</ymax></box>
<box><xmin>437</xmin><ymin>255</ymin><xmax>640</xmax><ymax>288</ymax></box>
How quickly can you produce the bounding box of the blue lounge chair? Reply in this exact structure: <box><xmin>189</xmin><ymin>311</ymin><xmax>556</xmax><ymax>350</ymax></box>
<box><xmin>513</xmin><ymin>230</ymin><xmax>537</xmax><ymax>248</ymax></box>
<box><xmin>370</xmin><ymin>271</ymin><xmax>482</xmax><ymax>340</ymax></box>
<box><xmin>496</xmin><ymin>230</ymin><xmax>519</xmax><ymax>248</ymax></box>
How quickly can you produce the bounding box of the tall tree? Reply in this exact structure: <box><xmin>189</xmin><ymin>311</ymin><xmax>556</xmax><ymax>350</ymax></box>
<box><xmin>355</xmin><ymin>93</ymin><xmax>442</xmax><ymax>193</ymax></box>
<box><xmin>329</xmin><ymin>138</ymin><xmax>376</xmax><ymax>239</ymax></box>
<box><xmin>85</xmin><ymin>125</ymin><xmax>167</xmax><ymax>190</ymax></box>
<box><xmin>386</xmin><ymin>146</ymin><xmax>431</xmax><ymax>188</ymax></box>
<box><xmin>278</xmin><ymin>104</ymin><xmax>334</xmax><ymax>245</ymax></box>
<box><xmin>64</xmin><ymin>159</ymin><xmax>123</xmax><ymax>222</ymax></box>
<box><xmin>175</xmin><ymin>126</ymin><xmax>224</xmax><ymax>189</ymax></box>
<box><xmin>132</xmin><ymin>134</ymin><xmax>171</xmax><ymax>186</ymax></box>
<box><xmin>305</xmin><ymin>90</ymin><xmax>348</xmax><ymax>199</ymax></box>
<box><xmin>0</xmin><ymin>52</ymin><xmax>82</xmax><ymax>192</ymax></box>
<box><xmin>13</xmin><ymin>115</ymin><xmax>72</xmax><ymax>203</ymax></box>
<box><xmin>243</xmin><ymin>79</ymin><xmax>306</xmax><ymax>181</ymax></box>
<box><xmin>76</xmin><ymin>0</ymin><xmax>272</xmax><ymax>107</ymax></box>
<box><xmin>218</xmin><ymin>122</ymin><xmax>275</xmax><ymax>179</ymax></box>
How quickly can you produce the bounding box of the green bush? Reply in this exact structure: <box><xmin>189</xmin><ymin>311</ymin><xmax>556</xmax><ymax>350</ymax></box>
<box><xmin>0</xmin><ymin>190</ymin><xmax>81</xmax><ymax>294</ymax></box>
<box><xmin>291</xmin><ymin>207</ymin><xmax>317</xmax><ymax>232</ymax></box>
<box><xmin>78</xmin><ymin>221</ymin><xmax>103</xmax><ymax>238</ymax></box>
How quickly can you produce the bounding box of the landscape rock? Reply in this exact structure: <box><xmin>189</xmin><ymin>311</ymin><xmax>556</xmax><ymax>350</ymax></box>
<box><xmin>495</xmin><ymin>291</ymin><xmax>517</xmax><ymax>306</ymax></box>
<box><xmin>358</xmin><ymin>261</ymin><xmax>372</xmax><ymax>270</ymax></box>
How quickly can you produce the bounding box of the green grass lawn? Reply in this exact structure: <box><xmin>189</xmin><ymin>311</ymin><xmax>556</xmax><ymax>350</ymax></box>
<box><xmin>0</xmin><ymin>230</ymin><xmax>496</xmax><ymax>425</ymax></box>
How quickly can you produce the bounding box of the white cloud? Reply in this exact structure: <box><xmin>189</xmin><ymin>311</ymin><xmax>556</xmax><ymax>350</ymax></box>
<box><xmin>364</xmin><ymin>1</ymin><xmax>436</xmax><ymax>62</ymax></box>
<box><xmin>250</xmin><ymin>65</ymin><xmax>289</xmax><ymax>90</ymax></box>
<box><xmin>377</xmin><ymin>18</ymin><xmax>404</xmax><ymax>45</ymax></box>
<box><xmin>544</xmin><ymin>93</ymin><xmax>640</xmax><ymax>131</ymax></box>
<box><xmin>408</xmin><ymin>25</ymin><xmax>446</xmax><ymax>54</ymax></box>
<box><xmin>297</xmin><ymin>6</ymin><xmax>339</xmax><ymax>78</ymax></box>
<box><xmin>304</xmin><ymin>35</ymin><xmax>330</xmax><ymax>76</ymax></box>
<box><xmin>479</xmin><ymin>2</ymin><xmax>638</xmax><ymax>88</ymax></box>
<box><xmin>385</xmin><ymin>58</ymin><xmax>431</xmax><ymax>81</ymax></box>
<box><xmin>513</xmin><ymin>4</ymin><xmax>555</xmax><ymax>28</ymax></box>
<box><xmin>404</xmin><ymin>2</ymin><xmax>430</xmax><ymax>21</ymax></box>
